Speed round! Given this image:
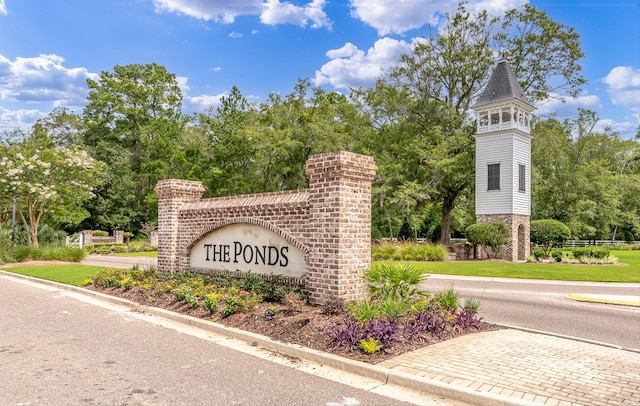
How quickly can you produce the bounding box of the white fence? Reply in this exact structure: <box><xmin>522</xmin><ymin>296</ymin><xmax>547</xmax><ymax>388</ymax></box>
<box><xmin>565</xmin><ymin>240</ymin><xmax>639</xmax><ymax>247</ymax></box>
<box><xmin>65</xmin><ymin>233</ymin><xmax>83</xmax><ymax>248</ymax></box>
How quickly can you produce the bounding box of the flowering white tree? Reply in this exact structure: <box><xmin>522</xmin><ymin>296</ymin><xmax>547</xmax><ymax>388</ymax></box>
<box><xmin>0</xmin><ymin>137</ymin><xmax>103</xmax><ymax>249</ymax></box>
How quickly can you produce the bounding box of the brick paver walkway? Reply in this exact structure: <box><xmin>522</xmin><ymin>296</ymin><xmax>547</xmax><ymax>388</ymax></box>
<box><xmin>380</xmin><ymin>329</ymin><xmax>640</xmax><ymax>406</ymax></box>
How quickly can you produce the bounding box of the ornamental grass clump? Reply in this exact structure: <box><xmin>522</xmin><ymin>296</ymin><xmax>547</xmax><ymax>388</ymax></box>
<box><xmin>371</xmin><ymin>242</ymin><xmax>447</xmax><ymax>261</ymax></box>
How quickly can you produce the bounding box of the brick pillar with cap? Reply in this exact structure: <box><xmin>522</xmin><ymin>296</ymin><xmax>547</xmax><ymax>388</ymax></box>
<box><xmin>304</xmin><ymin>151</ymin><xmax>377</xmax><ymax>305</ymax></box>
<box><xmin>155</xmin><ymin>179</ymin><xmax>205</xmax><ymax>273</ymax></box>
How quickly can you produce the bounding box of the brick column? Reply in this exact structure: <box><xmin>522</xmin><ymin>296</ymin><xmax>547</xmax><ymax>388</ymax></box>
<box><xmin>114</xmin><ymin>230</ymin><xmax>124</xmax><ymax>244</ymax></box>
<box><xmin>304</xmin><ymin>151</ymin><xmax>377</xmax><ymax>305</ymax></box>
<box><xmin>155</xmin><ymin>180</ymin><xmax>205</xmax><ymax>273</ymax></box>
<box><xmin>81</xmin><ymin>230</ymin><xmax>93</xmax><ymax>247</ymax></box>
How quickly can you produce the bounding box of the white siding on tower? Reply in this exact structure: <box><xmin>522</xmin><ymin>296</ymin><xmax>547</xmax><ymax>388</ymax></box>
<box><xmin>475</xmin><ymin>133</ymin><xmax>513</xmax><ymax>214</ymax></box>
<box><xmin>475</xmin><ymin>131</ymin><xmax>531</xmax><ymax>216</ymax></box>
<box><xmin>512</xmin><ymin>136</ymin><xmax>531</xmax><ymax>215</ymax></box>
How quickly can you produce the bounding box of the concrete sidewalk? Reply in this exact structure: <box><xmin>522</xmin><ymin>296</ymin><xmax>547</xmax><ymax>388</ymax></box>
<box><xmin>380</xmin><ymin>329</ymin><xmax>640</xmax><ymax>405</ymax></box>
<box><xmin>2</xmin><ymin>271</ymin><xmax>639</xmax><ymax>406</ymax></box>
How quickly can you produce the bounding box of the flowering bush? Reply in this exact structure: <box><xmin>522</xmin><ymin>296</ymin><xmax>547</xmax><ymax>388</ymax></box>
<box><xmin>0</xmin><ymin>136</ymin><xmax>104</xmax><ymax>248</ymax></box>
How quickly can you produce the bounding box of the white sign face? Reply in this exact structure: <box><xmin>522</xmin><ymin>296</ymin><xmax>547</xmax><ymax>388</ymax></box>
<box><xmin>189</xmin><ymin>223</ymin><xmax>306</xmax><ymax>278</ymax></box>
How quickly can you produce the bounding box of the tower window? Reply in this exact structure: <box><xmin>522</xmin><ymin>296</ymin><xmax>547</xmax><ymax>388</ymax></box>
<box><xmin>488</xmin><ymin>164</ymin><xmax>500</xmax><ymax>190</ymax></box>
<box><xmin>519</xmin><ymin>164</ymin><xmax>526</xmax><ymax>192</ymax></box>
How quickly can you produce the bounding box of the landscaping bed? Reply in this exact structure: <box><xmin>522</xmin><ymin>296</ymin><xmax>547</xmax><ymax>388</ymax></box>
<box><xmin>85</xmin><ymin>266</ymin><xmax>496</xmax><ymax>364</ymax></box>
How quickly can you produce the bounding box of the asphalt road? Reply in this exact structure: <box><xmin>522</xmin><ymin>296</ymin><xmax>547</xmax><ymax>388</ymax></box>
<box><xmin>423</xmin><ymin>275</ymin><xmax>640</xmax><ymax>351</ymax></box>
<box><xmin>0</xmin><ymin>275</ymin><xmax>460</xmax><ymax>406</ymax></box>
<box><xmin>82</xmin><ymin>254</ymin><xmax>158</xmax><ymax>269</ymax></box>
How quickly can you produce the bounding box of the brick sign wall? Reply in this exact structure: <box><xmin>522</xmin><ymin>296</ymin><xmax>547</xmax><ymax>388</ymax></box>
<box><xmin>155</xmin><ymin>151</ymin><xmax>377</xmax><ymax>305</ymax></box>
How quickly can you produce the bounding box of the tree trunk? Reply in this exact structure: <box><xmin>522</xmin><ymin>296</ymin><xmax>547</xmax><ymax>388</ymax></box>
<box><xmin>440</xmin><ymin>195</ymin><xmax>455</xmax><ymax>245</ymax></box>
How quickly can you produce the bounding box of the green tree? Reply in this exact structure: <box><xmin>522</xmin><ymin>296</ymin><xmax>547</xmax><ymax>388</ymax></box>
<box><xmin>32</xmin><ymin>107</ymin><xmax>86</xmax><ymax>147</ymax></box>
<box><xmin>196</xmin><ymin>86</ymin><xmax>261</xmax><ymax>196</ymax></box>
<box><xmin>259</xmin><ymin>79</ymin><xmax>368</xmax><ymax>191</ymax></box>
<box><xmin>465</xmin><ymin>222</ymin><xmax>510</xmax><ymax>259</ymax></box>
<box><xmin>0</xmin><ymin>133</ymin><xmax>103</xmax><ymax>249</ymax></box>
<box><xmin>82</xmin><ymin>63</ymin><xmax>188</xmax><ymax>231</ymax></box>
<box><xmin>532</xmin><ymin>110</ymin><xmax>640</xmax><ymax>241</ymax></box>
<box><xmin>358</xmin><ymin>3</ymin><xmax>585</xmax><ymax>243</ymax></box>
<box><xmin>530</xmin><ymin>219</ymin><xmax>571</xmax><ymax>257</ymax></box>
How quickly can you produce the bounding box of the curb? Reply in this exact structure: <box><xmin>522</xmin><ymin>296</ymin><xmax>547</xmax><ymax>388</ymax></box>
<box><xmin>0</xmin><ymin>271</ymin><xmax>549</xmax><ymax>405</ymax></box>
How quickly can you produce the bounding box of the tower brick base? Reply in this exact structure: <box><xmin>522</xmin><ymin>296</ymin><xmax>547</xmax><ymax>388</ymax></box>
<box><xmin>476</xmin><ymin>214</ymin><xmax>530</xmax><ymax>261</ymax></box>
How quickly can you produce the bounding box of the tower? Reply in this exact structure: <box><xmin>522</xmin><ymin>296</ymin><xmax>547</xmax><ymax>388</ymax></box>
<box><xmin>472</xmin><ymin>60</ymin><xmax>536</xmax><ymax>261</ymax></box>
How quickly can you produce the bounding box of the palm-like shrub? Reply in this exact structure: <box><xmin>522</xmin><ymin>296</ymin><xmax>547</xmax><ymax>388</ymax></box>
<box><xmin>364</xmin><ymin>263</ymin><xmax>429</xmax><ymax>301</ymax></box>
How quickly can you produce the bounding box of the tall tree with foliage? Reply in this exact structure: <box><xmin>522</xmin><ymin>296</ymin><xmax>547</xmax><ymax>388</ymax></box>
<box><xmin>194</xmin><ymin>79</ymin><xmax>370</xmax><ymax>197</ymax></box>
<box><xmin>532</xmin><ymin>110</ymin><xmax>640</xmax><ymax>241</ymax></box>
<box><xmin>82</xmin><ymin>63</ymin><xmax>188</xmax><ymax>231</ymax></box>
<box><xmin>0</xmin><ymin>132</ymin><xmax>103</xmax><ymax>249</ymax></box>
<box><xmin>357</xmin><ymin>3</ymin><xmax>585</xmax><ymax>243</ymax></box>
<box><xmin>259</xmin><ymin>79</ymin><xmax>370</xmax><ymax>191</ymax></box>
<box><xmin>196</xmin><ymin>86</ymin><xmax>261</xmax><ymax>196</ymax></box>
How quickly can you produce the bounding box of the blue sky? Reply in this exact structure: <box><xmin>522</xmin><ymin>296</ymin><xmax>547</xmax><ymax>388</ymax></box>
<box><xmin>0</xmin><ymin>0</ymin><xmax>638</xmax><ymax>138</ymax></box>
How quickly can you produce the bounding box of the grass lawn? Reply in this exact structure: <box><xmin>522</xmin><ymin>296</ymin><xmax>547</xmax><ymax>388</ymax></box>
<box><xmin>391</xmin><ymin>250</ymin><xmax>640</xmax><ymax>283</ymax></box>
<box><xmin>2</xmin><ymin>250</ymin><xmax>638</xmax><ymax>286</ymax></box>
<box><xmin>0</xmin><ymin>264</ymin><xmax>110</xmax><ymax>286</ymax></box>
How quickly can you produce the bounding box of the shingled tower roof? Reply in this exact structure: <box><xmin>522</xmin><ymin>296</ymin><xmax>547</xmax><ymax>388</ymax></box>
<box><xmin>473</xmin><ymin>60</ymin><xmax>534</xmax><ymax>108</ymax></box>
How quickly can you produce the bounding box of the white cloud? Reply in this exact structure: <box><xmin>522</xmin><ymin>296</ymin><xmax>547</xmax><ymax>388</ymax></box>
<box><xmin>152</xmin><ymin>0</ymin><xmax>263</xmax><ymax>23</ymax></box>
<box><xmin>314</xmin><ymin>38</ymin><xmax>412</xmax><ymax>89</ymax></box>
<box><xmin>534</xmin><ymin>92</ymin><xmax>602</xmax><ymax>118</ymax></box>
<box><xmin>229</xmin><ymin>31</ymin><xmax>243</xmax><ymax>38</ymax></box>
<box><xmin>349</xmin><ymin>0</ymin><xmax>524</xmax><ymax>35</ymax></box>
<box><xmin>593</xmin><ymin>118</ymin><xmax>638</xmax><ymax>137</ymax></box>
<box><xmin>152</xmin><ymin>0</ymin><xmax>331</xmax><ymax>28</ymax></box>
<box><xmin>175</xmin><ymin>75</ymin><xmax>226</xmax><ymax>115</ymax></box>
<box><xmin>535</xmin><ymin>92</ymin><xmax>638</xmax><ymax>138</ymax></box>
<box><xmin>0</xmin><ymin>0</ymin><xmax>6</xmax><ymax>15</ymax></box>
<box><xmin>603</xmin><ymin>66</ymin><xmax>640</xmax><ymax>113</ymax></box>
<box><xmin>184</xmin><ymin>93</ymin><xmax>226</xmax><ymax>115</ymax></box>
<box><xmin>0</xmin><ymin>107</ymin><xmax>47</xmax><ymax>133</ymax></box>
<box><xmin>261</xmin><ymin>0</ymin><xmax>331</xmax><ymax>28</ymax></box>
<box><xmin>0</xmin><ymin>54</ymin><xmax>97</xmax><ymax>107</ymax></box>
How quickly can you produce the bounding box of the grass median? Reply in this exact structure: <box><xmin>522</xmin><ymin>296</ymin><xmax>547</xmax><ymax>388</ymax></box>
<box><xmin>1</xmin><ymin>250</ymin><xmax>638</xmax><ymax>285</ymax></box>
<box><xmin>392</xmin><ymin>250</ymin><xmax>640</xmax><ymax>282</ymax></box>
<box><xmin>0</xmin><ymin>264</ymin><xmax>115</xmax><ymax>285</ymax></box>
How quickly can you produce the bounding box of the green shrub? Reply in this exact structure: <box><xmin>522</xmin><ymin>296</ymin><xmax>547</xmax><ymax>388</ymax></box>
<box><xmin>94</xmin><ymin>268</ymin><xmax>126</xmax><ymax>288</ymax></box>
<box><xmin>433</xmin><ymin>287</ymin><xmax>459</xmax><ymax>311</ymax></box>
<box><xmin>465</xmin><ymin>222</ymin><xmax>510</xmax><ymax>259</ymax></box>
<box><xmin>222</xmin><ymin>296</ymin><xmax>241</xmax><ymax>317</ymax></box>
<box><xmin>379</xmin><ymin>296</ymin><xmax>412</xmax><ymax>319</ymax></box>
<box><xmin>573</xmin><ymin>246</ymin><xmax>610</xmax><ymax>260</ymax></box>
<box><xmin>533</xmin><ymin>247</ymin><xmax>545</xmax><ymax>261</ymax></box>
<box><xmin>550</xmin><ymin>249</ymin><xmax>564</xmax><ymax>262</ymax></box>
<box><xmin>202</xmin><ymin>294</ymin><xmax>219</xmax><ymax>314</ymax></box>
<box><xmin>616</xmin><ymin>244</ymin><xmax>640</xmax><ymax>251</ymax></box>
<box><xmin>531</xmin><ymin>220</ymin><xmax>571</xmax><ymax>257</ymax></box>
<box><xmin>0</xmin><ymin>244</ymin><xmax>86</xmax><ymax>264</ymax></box>
<box><xmin>463</xmin><ymin>298</ymin><xmax>482</xmax><ymax>312</ymax></box>
<box><xmin>349</xmin><ymin>300</ymin><xmax>381</xmax><ymax>323</ymax></box>
<box><xmin>88</xmin><ymin>243</ymin><xmax>127</xmax><ymax>254</ymax></box>
<box><xmin>92</xmin><ymin>230</ymin><xmax>109</xmax><ymax>237</ymax></box>
<box><xmin>420</xmin><ymin>244</ymin><xmax>448</xmax><ymax>261</ymax></box>
<box><xmin>364</xmin><ymin>263</ymin><xmax>428</xmax><ymax>301</ymax></box>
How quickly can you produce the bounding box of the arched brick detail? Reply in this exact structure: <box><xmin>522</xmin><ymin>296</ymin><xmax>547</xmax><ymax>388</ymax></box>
<box><xmin>185</xmin><ymin>217</ymin><xmax>309</xmax><ymax>255</ymax></box>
